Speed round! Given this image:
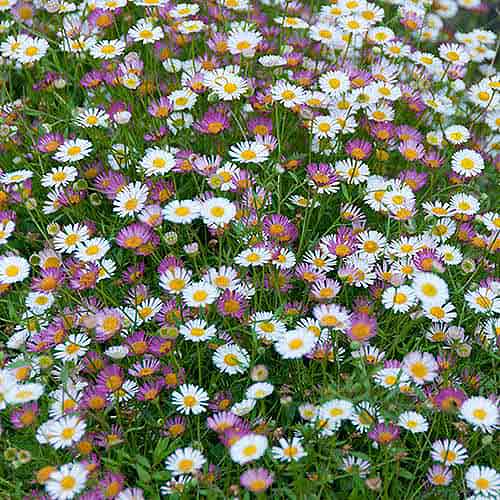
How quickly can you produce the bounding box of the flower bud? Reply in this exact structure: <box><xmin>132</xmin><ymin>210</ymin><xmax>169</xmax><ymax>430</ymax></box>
<box><xmin>164</xmin><ymin>231</ymin><xmax>178</xmax><ymax>245</ymax></box>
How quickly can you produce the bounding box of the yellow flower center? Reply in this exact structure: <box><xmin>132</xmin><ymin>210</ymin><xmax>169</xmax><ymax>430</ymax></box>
<box><xmin>67</xmin><ymin>145</ymin><xmax>81</xmax><ymax>156</ymax></box>
<box><xmin>61</xmin><ymin>427</ymin><xmax>76</xmax><ymax>439</ymax></box>
<box><xmin>289</xmin><ymin>338</ymin><xmax>304</xmax><ymax>349</ymax></box>
<box><xmin>139</xmin><ymin>29</ymin><xmax>153</xmax><ymax>39</ymax></box>
<box><xmin>5</xmin><ymin>265</ymin><xmax>19</xmax><ymax>277</ymax></box>
<box><xmin>124</xmin><ymin>198</ymin><xmax>138</xmax><ymax>211</ymax></box>
<box><xmin>178</xmin><ymin>459</ymin><xmax>193</xmax><ymax>472</ymax></box>
<box><xmin>281</xmin><ymin>90</ymin><xmax>296</xmax><ymax>100</ymax></box>
<box><xmin>101</xmin><ymin>44</ymin><xmax>116</xmax><ymax>55</ymax></box>
<box><xmin>475</xmin><ymin>478</ymin><xmax>490</xmax><ymax>490</ymax></box>
<box><xmin>472</xmin><ymin>408</ymin><xmax>487</xmax><ymax>420</ymax></box>
<box><xmin>243</xmin><ymin>444</ymin><xmax>257</xmax><ymax>456</ymax></box>
<box><xmin>193</xmin><ymin>290</ymin><xmax>208</xmax><ymax>302</ymax></box>
<box><xmin>410</xmin><ymin>362</ymin><xmax>428</xmax><ymax>379</ymax></box>
<box><xmin>169</xmin><ymin>278</ymin><xmax>185</xmax><ymax>291</ymax></box>
<box><xmin>210</xmin><ymin>206</ymin><xmax>225</xmax><ymax>217</ymax></box>
<box><xmin>224</xmin><ymin>353</ymin><xmax>239</xmax><ymax>366</ymax></box>
<box><xmin>421</xmin><ymin>283</ymin><xmax>437</xmax><ymax>297</ymax></box>
<box><xmin>60</xmin><ymin>476</ymin><xmax>76</xmax><ymax>490</ymax></box>
<box><xmin>224</xmin><ymin>82</ymin><xmax>237</xmax><ymax>93</ymax></box>
<box><xmin>241</xmin><ymin>149</ymin><xmax>257</xmax><ymax>161</ymax></box>
<box><xmin>183</xmin><ymin>395</ymin><xmax>196</xmax><ymax>407</ymax></box>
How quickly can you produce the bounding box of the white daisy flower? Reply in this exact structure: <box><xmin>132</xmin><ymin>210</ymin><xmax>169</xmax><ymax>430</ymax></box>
<box><xmin>213</xmin><ymin>344</ymin><xmax>250</xmax><ymax>375</ymax></box>
<box><xmin>171</xmin><ymin>384</ymin><xmax>209</xmax><ymax>415</ymax></box>
<box><xmin>0</xmin><ymin>255</ymin><xmax>30</xmax><ymax>284</ymax></box>
<box><xmin>165</xmin><ymin>447</ymin><xmax>206</xmax><ymax>476</ymax></box>
<box><xmin>54</xmin><ymin>139</ymin><xmax>93</xmax><ymax>163</ymax></box>
<box><xmin>45</xmin><ymin>462</ymin><xmax>88</xmax><ymax>500</ymax></box>
<box><xmin>459</xmin><ymin>396</ymin><xmax>499</xmax><ymax>433</ymax></box>
<box><xmin>230</xmin><ymin>434</ymin><xmax>268</xmax><ymax>465</ymax></box>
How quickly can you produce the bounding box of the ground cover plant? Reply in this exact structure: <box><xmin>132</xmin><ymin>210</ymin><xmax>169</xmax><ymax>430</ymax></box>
<box><xmin>0</xmin><ymin>0</ymin><xmax>499</xmax><ymax>498</ymax></box>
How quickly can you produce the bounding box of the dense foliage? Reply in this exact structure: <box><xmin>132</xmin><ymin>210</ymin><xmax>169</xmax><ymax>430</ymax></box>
<box><xmin>0</xmin><ymin>0</ymin><xmax>499</xmax><ymax>498</ymax></box>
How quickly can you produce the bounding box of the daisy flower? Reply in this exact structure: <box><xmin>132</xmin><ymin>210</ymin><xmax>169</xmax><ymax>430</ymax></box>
<box><xmin>320</xmin><ymin>399</ymin><xmax>354</xmax><ymax>424</ymax></box>
<box><xmin>54</xmin><ymin>333</ymin><xmax>91</xmax><ymax>362</ymax></box>
<box><xmin>341</xmin><ymin>456</ymin><xmax>371</xmax><ymax>478</ymax></box>
<box><xmin>451</xmin><ymin>149</ymin><xmax>484</xmax><ymax>177</ymax></box>
<box><xmin>240</xmin><ymin>468</ymin><xmax>274</xmax><ymax>494</ymax></box>
<box><xmin>430</xmin><ymin>439</ymin><xmax>468</xmax><ymax>466</ymax></box>
<box><xmin>251</xmin><ymin>312</ymin><xmax>287</xmax><ymax>340</ymax></box>
<box><xmin>200</xmin><ymin>197</ymin><xmax>236</xmax><ymax>227</ymax></box>
<box><xmin>313</xmin><ymin>303</ymin><xmax>351</xmax><ymax>331</ymax></box>
<box><xmin>412</xmin><ymin>272</ymin><xmax>449</xmax><ymax>305</ymax></box>
<box><xmin>398</xmin><ymin>411</ymin><xmax>429</xmax><ymax>433</ymax></box>
<box><xmin>271</xmin><ymin>81</ymin><xmax>307</xmax><ymax>108</ymax></box>
<box><xmin>402</xmin><ymin>351</ymin><xmax>439</xmax><ymax>385</ymax></box>
<box><xmin>213</xmin><ymin>344</ymin><xmax>250</xmax><ymax>375</ymax></box>
<box><xmin>165</xmin><ymin>447</ymin><xmax>206</xmax><ymax>476</ymax></box>
<box><xmin>17</xmin><ymin>37</ymin><xmax>49</xmax><ymax>63</ymax></box>
<box><xmin>163</xmin><ymin>199</ymin><xmax>200</xmax><ymax>224</ymax></box>
<box><xmin>0</xmin><ymin>255</ymin><xmax>30</xmax><ymax>284</ymax></box>
<box><xmin>312</xmin><ymin>115</ymin><xmax>340</xmax><ymax>138</ymax></box>
<box><xmin>209</xmin><ymin>73</ymin><xmax>249</xmax><ymax>101</ymax></box>
<box><xmin>459</xmin><ymin>396</ymin><xmax>499</xmax><ymax>433</ymax></box>
<box><xmin>171</xmin><ymin>384</ymin><xmax>209</xmax><ymax>415</ymax></box>
<box><xmin>335</xmin><ymin>159</ymin><xmax>370</xmax><ymax>185</ymax></box>
<box><xmin>76</xmin><ymin>237</ymin><xmax>110</xmax><ymax>262</ymax></box>
<box><xmin>169</xmin><ymin>2</ymin><xmax>200</xmax><ymax>17</ymax></box>
<box><xmin>274</xmin><ymin>329</ymin><xmax>316</xmax><ymax>359</ymax></box>
<box><xmin>53</xmin><ymin>139</ymin><xmax>93</xmax><ymax>163</ymax></box>
<box><xmin>246</xmin><ymin>382</ymin><xmax>274</xmax><ymax>400</ymax></box>
<box><xmin>140</xmin><ymin>148</ymin><xmax>176</xmax><ymax>176</ymax></box>
<box><xmin>382</xmin><ymin>286</ymin><xmax>418</xmax><ymax>313</ymax></box>
<box><xmin>350</xmin><ymin>401</ymin><xmax>381</xmax><ymax>432</ymax></box>
<box><xmin>227</xmin><ymin>28</ymin><xmax>262</xmax><ymax>57</ymax></box>
<box><xmin>45</xmin><ymin>462</ymin><xmax>88</xmax><ymax>500</ymax></box>
<box><xmin>231</xmin><ymin>398</ymin><xmax>256</xmax><ymax>416</ymax></box>
<box><xmin>46</xmin><ymin>416</ymin><xmax>87</xmax><ymax>449</ymax></box>
<box><xmin>235</xmin><ymin>247</ymin><xmax>272</xmax><ymax>267</ymax></box>
<box><xmin>229</xmin><ymin>141</ymin><xmax>270</xmax><ymax>164</ymax></box>
<box><xmin>182</xmin><ymin>282</ymin><xmax>219</xmax><ymax>308</ymax></box>
<box><xmin>41</xmin><ymin>166</ymin><xmax>78</xmax><ymax>189</ymax></box>
<box><xmin>159</xmin><ymin>268</ymin><xmax>192</xmax><ymax>294</ymax></box>
<box><xmin>5</xmin><ymin>382</ymin><xmax>44</xmax><ymax>404</ymax></box>
<box><xmin>465</xmin><ymin>465</ymin><xmax>500</xmax><ymax>497</ymax></box>
<box><xmin>319</xmin><ymin>71</ymin><xmax>351</xmax><ymax>96</ymax></box>
<box><xmin>179</xmin><ymin>319</ymin><xmax>216</xmax><ymax>343</ymax></box>
<box><xmin>445</xmin><ymin>125</ymin><xmax>470</xmax><ymax>145</ymax></box>
<box><xmin>271</xmin><ymin>437</ymin><xmax>307</xmax><ymax>462</ymax></box>
<box><xmin>0</xmin><ymin>169</ymin><xmax>33</xmax><ymax>184</ymax></box>
<box><xmin>230</xmin><ymin>434</ymin><xmax>268</xmax><ymax>465</ymax></box>
<box><xmin>169</xmin><ymin>89</ymin><xmax>197</xmax><ymax>111</ymax></box>
<box><xmin>113</xmin><ymin>182</ymin><xmax>149</xmax><ymax>218</ymax></box>
<box><xmin>465</xmin><ymin>287</ymin><xmax>500</xmax><ymax>315</ymax></box>
<box><xmin>129</xmin><ymin>19</ymin><xmax>163</xmax><ymax>44</ymax></box>
<box><xmin>74</xmin><ymin>107</ymin><xmax>108</xmax><ymax>128</ymax></box>
<box><xmin>373</xmin><ymin>367</ymin><xmax>410</xmax><ymax>390</ymax></box>
<box><xmin>89</xmin><ymin>39</ymin><xmax>125</xmax><ymax>59</ymax></box>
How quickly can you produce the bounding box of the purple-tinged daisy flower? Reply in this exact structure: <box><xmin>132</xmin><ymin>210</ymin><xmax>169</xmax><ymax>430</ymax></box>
<box><xmin>217</xmin><ymin>289</ymin><xmax>248</xmax><ymax>319</ymax></box>
<box><xmin>194</xmin><ymin>109</ymin><xmax>230</xmax><ymax>135</ymax></box>
<box><xmin>116</xmin><ymin>223</ymin><xmax>153</xmax><ymax>251</ymax></box>
<box><xmin>368</xmin><ymin>423</ymin><xmax>400</xmax><ymax>445</ymax></box>
<box><xmin>434</xmin><ymin>387</ymin><xmax>467</xmax><ymax>412</ymax></box>
<box><xmin>345</xmin><ymin>138</ymin><xmax>372</xmax><ymax>160</ymax></box>
<box><xmin>346</xmin><ymin>313</ymin><xmax>378</xmax><ymax>343</ymax></box>
<box><xmin>240</xmin><ymin>468</ymin><xmax>274</xmax><ymax>494</ymax></box>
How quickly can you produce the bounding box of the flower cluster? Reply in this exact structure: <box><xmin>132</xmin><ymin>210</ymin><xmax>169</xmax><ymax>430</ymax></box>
<box><xmin>0</xmin><ymin>0</ymin><xmax>499</xmax><ymax>498</ymax></box>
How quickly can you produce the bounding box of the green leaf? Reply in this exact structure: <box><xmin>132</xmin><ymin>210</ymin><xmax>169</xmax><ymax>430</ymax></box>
<box><xmin>152</xmin><ymin>471</ymin><xmax>171</xmax><ymax>481</ymax></box>
<box><xmin>153</xmin><ymin>438</ymin><xmax>170</xmax><ymax>465</ymax></box>
<box><xmin>134</xmin><ymin>464</ymin><xmax>151</xmax><ymax>483</ymax></box>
